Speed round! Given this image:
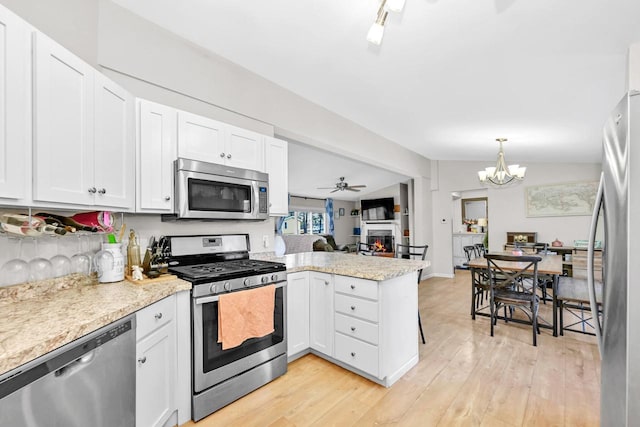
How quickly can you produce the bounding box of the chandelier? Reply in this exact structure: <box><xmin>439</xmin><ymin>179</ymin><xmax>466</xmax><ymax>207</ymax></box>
<box><xmin>477</xmin><ymin>138</ymin><xmax>526</xmax><ymax>185</ymax></box>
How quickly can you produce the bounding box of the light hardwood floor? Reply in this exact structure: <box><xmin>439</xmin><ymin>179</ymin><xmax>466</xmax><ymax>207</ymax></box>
<box><xmin>185</xmin><ymin>271</ymin><xmax>600</xmax><ymax>427</ymax></box>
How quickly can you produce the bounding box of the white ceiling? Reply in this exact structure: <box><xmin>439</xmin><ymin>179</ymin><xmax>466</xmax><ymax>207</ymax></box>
<box><xmin>286</xmin><ymin>141</ymin><xmax>409</xmax><ymax>200</ymax></box>
<box><xmin>111</xmin><ymin>0</ymin><xmax>640</xmax><ymax>191</ymax></box>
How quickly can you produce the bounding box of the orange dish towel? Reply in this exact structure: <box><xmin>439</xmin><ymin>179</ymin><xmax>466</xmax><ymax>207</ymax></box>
<box><xmin>217</xmin><ymin>285</ymin><xmax>276</xmax><ymax>350</ymax></box>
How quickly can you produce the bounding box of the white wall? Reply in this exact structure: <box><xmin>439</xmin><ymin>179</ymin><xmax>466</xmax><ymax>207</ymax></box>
<box><xmin>431</xmin><ymin>160</ymin><xmax>601</xmax><ymax>276</ymax></box>
<box><xmin>332</xmin><ymin>200</ymin><xmax>357</xmax><ymax>246</ymax></box>
<box><xmin>628</xmin><ymin>42</ymin><xmax>640</xmax><ymax>92</ymax></box>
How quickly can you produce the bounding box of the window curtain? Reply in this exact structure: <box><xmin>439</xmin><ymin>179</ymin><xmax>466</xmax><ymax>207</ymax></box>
<box><xmin>325</xmin><ymin>198</ymin><xmax>334</xmax><ymax>235</ymax></box>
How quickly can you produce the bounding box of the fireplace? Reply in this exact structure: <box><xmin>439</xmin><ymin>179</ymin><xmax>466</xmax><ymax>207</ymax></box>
<box><xmin>367</xmin><ymin>230</ymin><xmax>394</xmax><ymax>254</ymax></box>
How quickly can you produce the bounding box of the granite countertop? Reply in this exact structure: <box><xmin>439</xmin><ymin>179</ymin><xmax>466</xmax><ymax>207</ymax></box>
<box><xmin>252</xmin><ymin>251</ymin><xmax>430</xmax><ymax>281</ymax></box>
<box><xmin>0</xmin><ymin>274</ymin><xmax>191</xmax><ymax>376</ymax></box>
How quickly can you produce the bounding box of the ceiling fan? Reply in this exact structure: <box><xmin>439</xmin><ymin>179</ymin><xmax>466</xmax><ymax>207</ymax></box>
<box><xmin>317</xmin><ymin>177</ymin><xmax>367</xmax><ymax>193</ymax></box>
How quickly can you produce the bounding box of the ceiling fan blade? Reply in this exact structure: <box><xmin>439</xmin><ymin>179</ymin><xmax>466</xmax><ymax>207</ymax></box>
<box><xmin>330</xmin><ymin>188</ymin><xmax>340</xmax><ymax>193</ymax></box>
<box><xmin>317</xmin><ymin>187</ymin><xmax>336</xmax><ymax>189</ymax></box>
<box><xmin>345</xmin><ymin>187</ymin><xmax>361</xmax><ymax>192</ymax></box>
<box><xmin>348</xmin><ymin>185</ymin><xmax>367</xmax><ymax>188</ymax></box>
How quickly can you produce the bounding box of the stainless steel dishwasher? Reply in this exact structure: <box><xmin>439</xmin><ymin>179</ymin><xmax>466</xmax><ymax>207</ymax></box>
<box><xmin>0</xmin><ymin>315</ymin><xmax>136</xmax><ymax>427</ymax></box>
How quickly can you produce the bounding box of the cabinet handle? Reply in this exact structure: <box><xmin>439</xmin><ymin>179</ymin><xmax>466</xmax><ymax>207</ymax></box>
<box><xmin>324</xmin><ymin>281</ymin><xmax>329</xmax><ymax>285</ymax></box>
<box><xmin>226</xmin><ymin>154</ymin><xmax>232</xmax><ymax>159</ymax></box>
<box><xmin>164</xmin><ymin>196</ymin><xmax>171</xmax><ymax>201</ymax></box>
<box><xmin>155</xmin><ymin>312</ymin><xmax>163</xmax><ymax>320</ymax></box>
<box><xmin>138</xmin><ymin>356</ymin><xmax>147</xmax><ymax>364</ymax></box>
<box><xmin>97</xmin><ymin>188</ymin><xmax>106</xmax><ymax>195</ymax></box>
<box><xmin>220</xmin><ymin>152</ymin><xmax>225</xmax><ymax>158</ymax></box>
<box><xmin>351</xmin><ymin>326</ymin><xmax>356</xmax><ymax>331</ymax></box>
<box><xmin>350</xmin><ymin>352</ymin><xmax>356</xmax><ymax>357</ymax></box>
<box><xmin>350</xmin><ymin>305</ymin><xmax>356</xmax><ymax>311</ymax></box>
<box><xmin>88</xmin><ymin>187</ymin><xmax>97</xmax><ymax>194</ymax></box>
<box><xmin>350</xmin><ymin>284</ymin><xmax>356</xmax><ymax>290</ymax></box>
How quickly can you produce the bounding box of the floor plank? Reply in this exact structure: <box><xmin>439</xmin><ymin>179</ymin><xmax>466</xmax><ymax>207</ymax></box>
<box><xmin>184</xmin><ymin>270</ymin><xmax>600</xmax><ymax>427</ymax></box>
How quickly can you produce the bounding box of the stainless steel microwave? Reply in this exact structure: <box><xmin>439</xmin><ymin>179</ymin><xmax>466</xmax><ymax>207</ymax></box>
<box><xmin>168</xmin><ymin>158</ymin><xmax>269</xmax><ymax>221</ymax></box>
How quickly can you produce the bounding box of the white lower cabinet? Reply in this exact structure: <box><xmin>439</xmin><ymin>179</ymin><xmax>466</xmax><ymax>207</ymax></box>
<box><xmin>285</xmin><ymin>271</ymin><xmax>418</xmax><ymax>387</ymax></box>
<box><xmin>286</xmin><ymin>271</ymin><xmax>309</xmax><ymax>358</ymax></box>
<box><xmin>136</xmin><ymin>295</ymin><xmax>177</xmax><ymax>427</ymax></box>
<box><xmin>309</xmin><ymin>272</ymin><xmax>333</xmax><ymax>356</ymax></box>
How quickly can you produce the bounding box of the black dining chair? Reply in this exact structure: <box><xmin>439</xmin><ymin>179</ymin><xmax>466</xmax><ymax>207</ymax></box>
<box><xmin>395</xmin><ymin>243</ymin><xmax>428</xmax><ymax>344</ymax></box>
<box><xmin>485</xmin><ymin>253</ymin><xmax>542</xmax><ymax>346</ymax></box>
<box><xmin>474</xmin><ymin>243</ymin><xmax>486</xmax><ymax>258</ymax></box>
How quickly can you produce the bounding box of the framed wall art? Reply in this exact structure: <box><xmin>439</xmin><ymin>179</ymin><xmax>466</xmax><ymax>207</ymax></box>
<box><xmin>525</xmin><ymin>181</ymin><xmax>599</xmax><ymax>217</ymax></box>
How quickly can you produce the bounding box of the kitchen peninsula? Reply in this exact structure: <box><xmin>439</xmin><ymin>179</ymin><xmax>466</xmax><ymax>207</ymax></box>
<box><xmin>254</xmin><ymin>251</ymin><xmax>429</xmax><ymax>388</ymax></box>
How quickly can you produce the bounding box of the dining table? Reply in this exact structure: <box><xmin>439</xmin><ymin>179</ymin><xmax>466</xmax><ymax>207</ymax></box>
<box><xmin>468</xmin><ymin>252</ymin><xmax>563</xmax><ymax>336</ymax></box>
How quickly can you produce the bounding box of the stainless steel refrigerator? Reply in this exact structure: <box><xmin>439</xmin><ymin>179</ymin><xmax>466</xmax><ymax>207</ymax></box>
<box><xmin>588</xmin><ymin>90</ymin><xmax>640</xmax><ymax>426</ymax></box>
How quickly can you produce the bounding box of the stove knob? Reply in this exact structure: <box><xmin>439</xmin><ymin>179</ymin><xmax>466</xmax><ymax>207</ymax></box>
<box><xmin>271</xmin><ymin>274</ymin><xmax>278</xmax><ymax>281</ymax></box>
<box><xmin>224</xmin><ymin>282</ymin><xmax>232</xmax><ymax>292</ymax></box>
<box><xmin>209</xmin><ymin>284</ymin><xmax>217</xmax><ymax>294</ymax></box>
<box><xmin>243</xmin><ymin>278</ymin><xmax>251</xmax><ymax>287</ymax></box>
<box><xmin>261</xmin><ymin>276</ymin><xmax>268</xmax><ymax>284</ymax></box>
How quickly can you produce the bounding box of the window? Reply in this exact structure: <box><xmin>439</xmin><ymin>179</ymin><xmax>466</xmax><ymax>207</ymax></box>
<box><xmin>282</xmin><ymin>210</ymin><xmax>326</xmax><ymax>235</ymax></box>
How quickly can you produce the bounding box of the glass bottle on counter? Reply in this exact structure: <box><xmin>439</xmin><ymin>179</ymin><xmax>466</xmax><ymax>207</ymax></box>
<box><xmin>126</xmin><ymin>229</ymin><xmax>141</xmax><ymax>276</ymax></box>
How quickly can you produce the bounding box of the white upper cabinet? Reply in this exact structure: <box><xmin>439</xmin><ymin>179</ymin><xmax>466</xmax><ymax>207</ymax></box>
<box><xmin>137</xmin><ymin>99</ymin><xmax>177</xmax><ymax>212</ymax></box>
<box><xmin>226</xmin><ymin>125</ymin><xmax>264</xmax><ymax>171</ymax></box>
<box><xmin>33</xmin><ymin>32</ymin><xmax>134</xmax><ymax>210</ymax></box>
<box><xmin>94</xmin><ymin>73</ymin><xmax>135</xmax><ymax>209</ymax></box>
<box><xmin>33</xmin><ymin>31</ymin><xmax>95</xmax><ymax>206</ymax></box>
<box><xmin>177</xmin><ymin>110</ymin><xmax>264</xmax><ymax>171</ymax></box>
<box><xmin>0</xmin><ymin>6</ymin><xmax>30</xmax><ymax>204</ymax></box>
<box><xmin>177</xmin><ymin>111</ymin><xmax>226</xmax><ymax>165</ymax></box>
<box><xmin>264</xmin><ymin>137</ymin><xmax>288</xmax><ymax>216</ymax></box>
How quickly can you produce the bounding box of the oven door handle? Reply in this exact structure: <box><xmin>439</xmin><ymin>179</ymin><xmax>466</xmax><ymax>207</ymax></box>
<box><xmin>195</xmin><ymin>295</ymin><xmax>220</xmax><ymax>305</ymax></box>
<box><xmin>194</xmin><ymin>281</ymin><xmax>286</xmax><ymax>305</ymax></box>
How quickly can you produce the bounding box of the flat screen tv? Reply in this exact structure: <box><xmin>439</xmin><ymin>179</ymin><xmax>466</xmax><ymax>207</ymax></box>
<box><xmin>361</xmin><ymin>197</ymin><xmax>395</xmax><ymax>221</ymax></box>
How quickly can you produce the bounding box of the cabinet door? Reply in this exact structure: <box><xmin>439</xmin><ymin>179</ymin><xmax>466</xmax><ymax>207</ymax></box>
<box><xmin>33</xmin><ymin>32</ymin><xmax>94</xmax><ymax>205</ymax></box>
<box><xmin>136</xmin><ymin>322</ymin><xmax>176</xmax><ymax>427</ymax></box>
<box><xmin>177</xmin><ymin>110</ymin><xmax>226</xmax><ymax>164</ymax></box>
<box><xmin>94</xmin><ymin>73</ymin><xmax>134</xmax><ymax>209</ymax></box>
<box><xmin>137</xmin><ymin>99</ymin><xmax>177</xmax><ymax>212</ymax></box>
<box><xmin>309</xmin><ymin>272</ymin><xmax>334</xmax><ymax>356</ymax></box>
<box><xmin>0</xmin><ymin>6</ymin><xmax>30</xmax><ymax>202</ymax></box>
<box><xmin>264</xmin><ymin>137</ymin><xmax>288</xmax><ymax>216</ymax></box>
<box><xmin>226</xmin><ymin>125</ymin><xmax>264</xmax><ymax>171</ymax></box>
<box><xmin>286</xmin><ymin>272</ymin><xmax>309</xmax><ymax>357</ymax></box>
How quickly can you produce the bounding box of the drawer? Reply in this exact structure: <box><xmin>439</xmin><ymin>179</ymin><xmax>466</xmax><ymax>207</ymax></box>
<box><xmin>335</xmin><ymin>294</ymin><xmax>378</xmax><ymax>322</ymax></box>
<box><xmin>334</xmin><ymin>275</ymin><xmax>378</xmax><ymax>300</ymax></box>
<box><xmin>137</xmin><ymin>295</ymin><xmax>175</xmax><ymax>340</ymax></box>
<box><xmin>335</xmin><ymin>312</ymin><xmax>378</xmax><ymax>345</ymax></box>
<box><xmin>334</xmin><ymin>332</ymin><xmax>379</xmax><ymax>377</ymax></box>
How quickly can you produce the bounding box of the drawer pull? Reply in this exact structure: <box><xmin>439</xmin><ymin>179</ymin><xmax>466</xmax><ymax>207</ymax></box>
<box><xmin>350</xmin><ymin>284</ymin><xmax>356</xmax><ymax>290</ymax></box>
<box><xmin>138</xmin><ymin>356</ymin><xmax>147</xmax><ymax>364</ymax></box>
<box><xmin>155</xmin><ymin>313</ymin><xmax>163</xmax><ymax>320</ymax></box>
<box><xmin>350</xmin><ymin>305</ymin><xmax>356</xmax><ymax>311</ymax></box>
<box><xmin>324</xmin><ymin>281</ymin><xmax>329</xmax><ymax>285</ymax></box>
<box><xmin>350</xmin><ymin>352</ymin><xmax>356</xmax><ymax>357</ymax></box>
<box><xmin>351</xmin><ymin>326</ymin><xmax>356</xmax><ymax>331</ymax></box>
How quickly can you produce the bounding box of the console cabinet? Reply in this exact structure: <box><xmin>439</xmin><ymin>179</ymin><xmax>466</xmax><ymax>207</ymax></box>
<box><xmin>452</xmin><ymin>233</ymin><xmax>485</xmax><ymax>268</ymax></box>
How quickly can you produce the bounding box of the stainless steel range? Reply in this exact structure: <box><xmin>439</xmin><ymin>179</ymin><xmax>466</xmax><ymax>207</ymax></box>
<box><xmin>165</xmin><ymin>234</ymin><xmax>287</xmax><ymax>422</ymax></box>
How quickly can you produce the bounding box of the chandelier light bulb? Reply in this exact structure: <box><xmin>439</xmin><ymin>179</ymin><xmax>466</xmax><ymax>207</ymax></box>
<box><xmin>367</xmin><ymin>21</ymin><xmax>385</xmax><ymax>45</ymax></box>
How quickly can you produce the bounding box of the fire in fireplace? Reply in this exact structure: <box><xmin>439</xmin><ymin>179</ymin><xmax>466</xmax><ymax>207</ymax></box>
<box><xmin>367</xmin><ymin>230</ymin><xmax>394</xmax><ymax>253</ymax></box>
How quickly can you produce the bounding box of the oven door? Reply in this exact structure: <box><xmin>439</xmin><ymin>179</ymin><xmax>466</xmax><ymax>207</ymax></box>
<box><xmin>176</xmin><ymin>168</ymin><xmax>268</xmax><ymax>220</ymax></box>
<box><xmin>192</xmin><ymin>282</ymin><xmax>286</xmax><ymax>393</ymax></box>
